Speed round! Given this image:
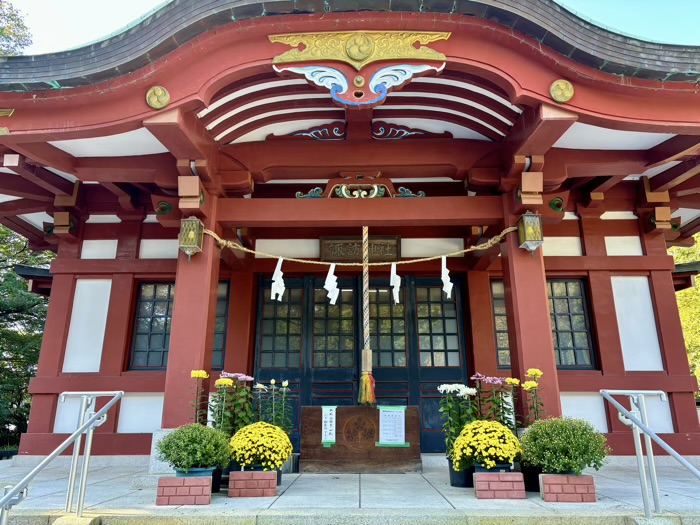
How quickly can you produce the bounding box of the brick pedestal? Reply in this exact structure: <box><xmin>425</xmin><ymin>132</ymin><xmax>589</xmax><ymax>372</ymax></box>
<box><xmin>474</xmin><ymin>472</ymin><xmax>526</xmax><ymax>499</ymax></box>
<box><xmin>540</xmin><ymin>474</ymin><xmax>596</xmax><ymax>502</ymax></box>
<box><xmin>228</xmin><ymin>471</ymin><xmax>277</xmax><ymax>497</ymax></box>
<box><xmin>156</xmin><ymin>476</ymin><xmax>211</xmax><ymax>505</ymax></box>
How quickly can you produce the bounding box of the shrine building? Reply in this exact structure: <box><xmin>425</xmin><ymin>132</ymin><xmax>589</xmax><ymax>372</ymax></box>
<box><xmin>1</xmin><ymin>0</ymin><xmax>699</xmax><ymax>458</ymax></box>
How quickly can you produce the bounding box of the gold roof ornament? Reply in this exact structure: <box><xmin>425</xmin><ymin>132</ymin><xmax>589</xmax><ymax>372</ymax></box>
<box><xmin>146</xmin><ymin>86</ymin><xmax>171</xmax><ymax>110</ymax></box>
<box><xmin>549</xmin><ymin>79</ymin><xmax>574</xmax><ymax>103</ymax></box>
<box><xmin>270</xmin><ymin>31</ymin><xmax>450</xmax><ymax>71</ymax></box>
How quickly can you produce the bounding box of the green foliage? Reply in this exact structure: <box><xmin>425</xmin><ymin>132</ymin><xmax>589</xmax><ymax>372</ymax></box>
<box><xmin>156</xmin><ymin>424</ymin><xmax>230</xmax><ymax>472</ymax></box>
<box><xmin>0</xmin><ymin>2</ymin><xmax>31</xmax><ymax>56</ymax></box>
<box><xmin>0</xmin><ymin>225</ymin><xmax>54</xmax><ymax>445</ymax></box>
<box><xmin>209</xmin><ymin>383</ymin><xmax>253</xmax><ymax>438</ymax></box>
<box><xmin>437</xmin><ymin>384</ymin><xmax>476</xmax><ymax>457</ymax></box>
<box><xmin>254</xmin><ymin>381</ymin><xmax>293</xmax><ymax>434</ymax></box>
<box><xmin>520</xmin><ymin>417</ymin><xmax>610</xmax><ymax>475</ymax></box>
<box><xmin>669</xmin><ymin>234</ymin><xmax>700</xmax><ymax>399</ymax></box>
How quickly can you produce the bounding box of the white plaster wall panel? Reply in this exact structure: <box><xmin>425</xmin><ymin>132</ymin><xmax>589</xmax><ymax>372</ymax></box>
<box><xmin>81</xmin><ymin>239</ymin><xmax>118</xmax><ymax>260</ymax></box>
<box><xmin>62</xmin><ymin>280</ymin><xmax>112</xmax><ymax>373</ymax></box>
<box><xmin>553</xmin><ymin>123</ymin><xmax>673</xmax><ymax>150</ymax></box>
<box><xmin>138</xmin><ymin>239</ymin><xmax>179</xmax><ymax>259</ymax></box>
<box><xmin>49</xmin><ymin>128</ymin><xmax>168</xmax><ymax>157</ymax></box>
<box><xmin>86</xmin><ymin>215</ymin><xmax>121</xmax><ymax>224</ymax></box>
<box><xmin>604</xmin><ymin>236</ymin><xmax>644</xmax><ymax>256</ymax></box>
<box><xmin>255</xmin><ymin>239</ymin><xmax>320</xmax><ymax>258</ymax></box>
<box><xmin>401</xmin><ymin>238</ymin><xmax>464</xmax><ymax>258</ymax></box>
<box><xmin>117</xmin><ymin>393</ymin><xmax>165</xmax><ymax>433</ymax></box>
<box><xmin>18</xmin><ymin>212</ymin><xmax>53</xmax><ymax>229</ymax></box>
<box><xmin>560</xmin><ymin>393</ymin><xmax>609</xmax><ymax>433</ymax></box>
<box><xmin>53</xmin><ymin>396</ymin><xmax>83</xmax><ymax>433</ymax></box>
<box><xmin>642</xmin><ymin>395</ymin><xmax>675</xmax><ymax>434</ymax></box>
<box><xmin>563</xmin><ymin>212</ymin><xmax>579</xmax><ymax>220</ymax></box>
<box><xmin>542</xmin><ymin>237</ymin><xmax>582</xmax><ymax>256</ymax></box>
<box><xmin>611</xmin><ymin>276</ymin><xmax>664</xmax><ymax>371</ymax></box>
<box><xmin>0</xmin><ymin>193</ymin><xmax>21</xmax><ymax>203</ymax></box>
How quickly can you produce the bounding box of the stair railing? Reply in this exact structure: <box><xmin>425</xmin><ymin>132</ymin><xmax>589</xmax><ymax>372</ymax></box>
<box><xmin>0</xmin><ymin>391</ymin><xmax>123</xmax><ymax>525</ymax></box>
<box><xmin>600</xmin><ymin>389</ymin><xmax>700</xmax><ymax>520</ymax></box>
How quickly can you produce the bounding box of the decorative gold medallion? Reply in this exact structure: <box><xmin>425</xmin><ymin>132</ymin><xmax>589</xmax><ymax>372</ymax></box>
<box><xmin>549</xmin><ymin>79</ymin><xmax>574</xmax><ymax>103</ymax></box>
<box><xmin>270</xmin><ymin>31</ymin><xmax>450</xmax><ymax>71</ymax></box>
<box><xmin>146</xmin><ymin>86</ymin><xmax>171</xmax><ymax>109</ymax></box>
<box><xmin>353</xmin><ymin>76</ymin><xmax>365</xmax><ymax>88</ymax></box>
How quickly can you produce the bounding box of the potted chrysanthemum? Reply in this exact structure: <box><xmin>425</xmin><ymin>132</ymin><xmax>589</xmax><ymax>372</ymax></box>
<box><xmin>451</xmin><ymin>420</ymin><xmax>522</xmax><ymax>473</ymax></box>
<box><xmin>229</xmin><ymin>421</ymin><xmax>293</xmax><ymax>493</ymax></box>
<box><xmin>437</xmin><ymin>383</ymin><xmax>477</xmax><ymax>487</ymax></box>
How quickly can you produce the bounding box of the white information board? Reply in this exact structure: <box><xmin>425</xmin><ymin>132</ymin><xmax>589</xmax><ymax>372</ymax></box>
<box><xmin>377</xmin><ymin>406</ymin><xmax>408</xmax><ymax>447</ymax></box>
<box><xmin>321</xmin><ymin>406</ymin><xmax>336</xmax><ymax>447</ymax></box>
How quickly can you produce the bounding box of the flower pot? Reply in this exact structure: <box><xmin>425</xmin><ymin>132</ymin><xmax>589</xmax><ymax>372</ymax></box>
<box><xmin>475</xmin><ymin>463</ymin><xmax>512</xmax><ymax>473</ymax></box>
<box><xmin>175</xmin><ymin>467</ymin><xmax>216</xmax><ymax>477</ymax></box>
<box><xmin>211</xmin><ymin>467</ymin><xmax>222</xmax><ymax>493</ymax></box>
<box><xmin>519</xmin><ymin>464</ymin><xmax>543</xmax><ymax>492</ymax></box>
<box><xmin>447</xmin><ymin>458</ymin><xmax>474</xmax><ymax>488</ymax></box>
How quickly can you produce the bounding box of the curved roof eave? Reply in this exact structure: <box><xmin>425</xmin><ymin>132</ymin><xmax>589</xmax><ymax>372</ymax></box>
<box><xmin>1</xmin><ymin>0</ymin><xmax>700</xmax><ymax>92</ymax></box>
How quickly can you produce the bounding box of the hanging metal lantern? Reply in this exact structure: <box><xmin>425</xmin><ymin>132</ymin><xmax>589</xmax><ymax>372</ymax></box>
<box><xmin>517</xmin><ymin>211</ymin><xmax>544</xmax><ymax>253</ymax></box>
<box><xmin>178</xmin><ymin>216</ymin><xmax>204</xmax><ymax>261</ymax></box>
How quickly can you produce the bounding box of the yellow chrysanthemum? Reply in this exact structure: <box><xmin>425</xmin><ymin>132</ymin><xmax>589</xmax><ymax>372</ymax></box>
<box><xmin>229</xmin><ymin>422</ymin><xmax>293</xmax><ymax>471</ymax></box>
<box><xmin>505</xmin><ymin>377</ymin><xmax>520</xmax><ymax>386</ymax></box>
<box><xmin>191</xmin><ymin>370</ymin><xmax>209</xmax><ymax>379</ymax></box>
<box><xmin>522</xmin><ymin>380</ymin><xmax>538</xmax><ymax>391</ymax></box>
<box><xmin>214</xmin><ymin>377</ymin><xmax>234</xmax><ymax>388</ymax></box>
<box><xmin>451</xmin><ymin>420</ymin><xmax>521</xmax><ymax>471</ymax></box>
<box><xmin>525</xmin><ymin>368</ymin><xmax>543</xmax><ymax>380</ymax></box>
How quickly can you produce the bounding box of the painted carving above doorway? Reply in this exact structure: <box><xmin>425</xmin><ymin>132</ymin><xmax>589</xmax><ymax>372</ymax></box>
<box><xmin>269</xmin><ymin>31</ymin><xmax>449</xmax><ymax>109</ymax></box>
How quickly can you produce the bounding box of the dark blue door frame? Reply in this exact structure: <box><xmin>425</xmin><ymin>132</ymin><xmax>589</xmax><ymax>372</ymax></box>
<box><xmin>253</xmin><ymin>275</ymin><xmax>469</xmax><ymax>452</ymax></box>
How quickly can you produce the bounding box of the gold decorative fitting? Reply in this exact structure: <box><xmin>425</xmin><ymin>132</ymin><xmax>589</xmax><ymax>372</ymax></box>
<box><xmin>178</xmin><ymin>216</ymin><xmax>204</xmax><ymax>261</ymax></box>
<box><xmin>146</xmin><ymin>86</ymin><xmax>171</xmax><ymax>110</ymax></box>
<box><xmin>353</xmin><ymin>75</ymin><xmax>365</xmax><ymax>87</ymax></box>
<box><xmin>270</xmin><ymin>31</ymin><xmax>450</xmax><ymax>71</ymax></box>
<box><xmin>0</xmin><ymin>127</ymin><xmax>10</xmax><ymax>135</ymax></box>
<box><xmin>0</xmin><ymin>109</ymin><xmax>15</xmax><ymax>117</ymax></box>
<box><xmin>549</xmin><ymin>79</ymin><xmax>574</xmax><ymax>103</ymax></box>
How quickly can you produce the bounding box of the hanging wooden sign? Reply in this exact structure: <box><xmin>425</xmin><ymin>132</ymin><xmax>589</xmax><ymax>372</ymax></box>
<box><xmin>320</xmin><ymin>236</ymin><xmax>400</xmax><ymax>263</ymax></box>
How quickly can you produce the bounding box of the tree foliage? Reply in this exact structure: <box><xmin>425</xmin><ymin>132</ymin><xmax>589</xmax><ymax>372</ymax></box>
<box><xmin>0</xmin><ymin>2</ymin><xmax>32</xmax><ymax>56</ymax></box>
<box><xmin>0</xmin><ymin>225</ymin><xmax>54</xmax><ymax>445</ymax></box>
<box><xmin>669</xmin><ymin>234</ymin><xmax>700</xmax><ymax>399</ymax></box>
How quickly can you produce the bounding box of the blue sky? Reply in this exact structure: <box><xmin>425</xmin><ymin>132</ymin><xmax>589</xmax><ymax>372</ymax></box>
<box><xmin>13</xmin><ymin>0</ymin><xmax>700</xmax><ymax>55</ymax></box>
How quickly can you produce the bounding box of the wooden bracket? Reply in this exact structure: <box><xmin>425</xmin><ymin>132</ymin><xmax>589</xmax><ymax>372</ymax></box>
<box><xmin>178</xmin><ymin>176</ymin><xmax>211</xmax><ymax>217</ymax></box>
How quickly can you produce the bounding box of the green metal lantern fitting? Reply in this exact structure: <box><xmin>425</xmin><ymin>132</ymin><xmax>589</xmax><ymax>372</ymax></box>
<box><xmin>549</xmin><ymin>197</ymin><xmax>565</xmax><ymax>212</ymax></box>
<box><xmin>515</xmin><ymin>186</ymin><xmax>522</xmax><ymax>201</ymax></box>
<box><xmin>671</xmin><ymin>221</ymin><xmax>681</xmax><ymax>232</ymax></box>
<box><xmin>155</xmin><ymin>201</ymin><xmax>173</xmax><ymax>216</ymax></box>
<box><xmin>199</xmin><ymin>189</ymin><xmax>205</xmax><ymax>205</ymax></box>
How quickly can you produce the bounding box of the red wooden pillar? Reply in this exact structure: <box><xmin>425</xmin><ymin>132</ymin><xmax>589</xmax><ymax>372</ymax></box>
<box><xmin>224</xmin><ymin>272</ymin><xmax>257</xmax><ymax>376</ymax></box>
<box><xmin>161</xmin><ymin>200</ymin><xmax>221</xmax><ymax>428</ymax></box>
<box><xmin>467</xmin><ymin>271</ymin><xmax>500</xmax><ymax>376</ymax></box>
<box><xmin>501</xmin><ymin>203</ymin><xmax>562</xmax><ymax>418</ymax></box>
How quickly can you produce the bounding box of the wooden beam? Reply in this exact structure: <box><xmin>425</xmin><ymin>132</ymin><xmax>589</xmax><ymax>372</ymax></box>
<box><xmin>669</xmin><ymin>175</ymin><xmax>700</xmax><ymax>197</ymax></box>
<box><xmin>646</xmin><ymin>136</ymin><xmax>700</xmax><ymax>169</ymax></box>
<box><xmin>649</xmin><ymin>157</ymin><xmax>700</xmax><ymax>192</ymax></box>
<box><xmin>8</xmin><ymin>142</ymin><xmax>76</xmax><ymax>175</ymax></box>
<box><xmin>505</xmin><ymin>104</ymin><xmax>578</xmax><ymax>158</ymax></box>
<box><xmin>224</xmin><ymin>139</ymin><xmax>499</xmax><ymax>181</ymax></box>
<box><xmin>74</xmin><ymin>154</ymin><xmax>178</xmax><ymax>188</ymax></box>
<box><xmin>143</xmin><ymin>108</ymin><xmax>218</xmax><ymax>183</ymax></box>
<box><xmin>0</xmin><ymin>199</ymin><xmax>47</xmax><ymax>217</ymax></box>
<box><xmin>0</xmin><ymin>176</ymin><xmax>55</xmax><ymax>202</ymax></box>
<box><xmin>3</xmin><ymin>154</ymin><xmax>75</xmax><ymax>195</ymax></box>
<box><xmin>102</xmin><ymin>182</ymin><xmax>136</xmax><ymax>210</ymax></box>
<box><xmin>217</xmin><ymin>196</ymin><xmax>504</xmax><ymax>228</ymax></box>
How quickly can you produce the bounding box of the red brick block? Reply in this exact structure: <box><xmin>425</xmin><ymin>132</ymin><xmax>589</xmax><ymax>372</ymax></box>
<box><xmin>159</xmin><ymin>478</ymin><xmax>184</xmax><ymax>487</ymax></box>
<box><xmin>262</xmin><ymin>489</ymin><xmax>277</xmax><ymax>497</ymax></box>
<box><xmin>562</xmin><ymin>485</ymin><xmax>576</xmax><ymax>494</ymax></box>
<box><xmin>169</xmin><ymin>496</ymin><xmax>196</xmax><ymax>505</ymax></box>
<box><xmin>473</xmin><ymin>473</ymin><xmax>492</xmax><ymax>482</ymax></box>
<box><xmin>587</xmin><ymin>486</ymin><xmax>596</xmax><ymax>494</ymax></box>
<box><xmin>190</xmin><ymin>486</ymin><xmax>204</xmax><ymax>496</ymax></box>
<box><xmin>475</xmin><ymin>482</ymin><xmax>490</xmax><ymax>491</ymax></box>
<box><xmin>568</xmin><ymin>475</ymin><xmax>594</xmax><ymax>485</ymax></box>
<box><xmin>476</xmin><ymin>490</ymin><xmax>495</xmax><ymax>499</ymax></box>
<box><xmin>259</xmin><ymin>472</ymin><xmax>277</xmax><ymax>480</ymax></box>
<box><xmin>499</xmin><ymin>473</ymin><xmax>523</xmax><ymax>482</ymax></box>
<box><xmin>543</xmin><ymin>494</ymin><xmax>557</xmax><ymax>502</ymax></box>
<box><xmin>582</xmin><ymin>494</ymin><xmax>597</xmax><ymax>502</ymax></box>
<box><xmin>231</xmin><ymin>472</ymin><xmax>254</xmax><ymax>480</ymax></box>
<box><xmin>184</xmin><ymin>477</ymin><xmax>211</xmax><ymax>487</ymax></box>
<box><xmin>176</xmin><ymin>487</ymin><xmax>189</xmax><ymax>496</ymax></box>
<box><xmin>494</xmin><ymin>490</ymin><xmax>526</xmax><ymax>499</ymax></box>
<box><xmin>541</xmin><ymin>475</ymin><xmax>562</xmax><ymax>484</ymax></box>
<box><xmin>195</xmin><ymin>496</ymin><xmax>211</xmax><ymax>505</ymax></box>
<box><xmin>557</xmin><ymin>494</ymin><xmax>583</xmax><ymax>503</ymax></box>
<box><xmin>575</xmin><ymin>485</ymin><xmax>589</xmax><ymax>494</ymax></box>
<box><xmin>550</xmin><ymin>485</ymin><xmax>562</xmax><ymax>494</ymax></box>
<box><xmin>156</xmin><ymin>497</ymin><xmax>170</xmax><ymax>506</ymax></box>
<box><xmin>490</xmin><ymin>482</ymin><xmax>514</xmax><ymax>490</ymax></box>
<box><xmin>228</xmin><ymin>488</ymin><xmax>240</xmax><ymax>497</ymax></box>
<box><xmin>240</xmin><ymin>488</ymin><xmax>263</xmax><ymax>497</ymax></box>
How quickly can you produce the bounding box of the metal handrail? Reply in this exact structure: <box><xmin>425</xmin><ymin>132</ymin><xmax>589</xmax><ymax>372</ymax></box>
<box><xmin>600</xmin><ymin>389</ymin><xmax>700</xmax><ymax>520</ymax></box>
<box><xmin>0</xmin><ymin>391</ymin><xmax>123</xmax><ymax>525</ymax></box>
